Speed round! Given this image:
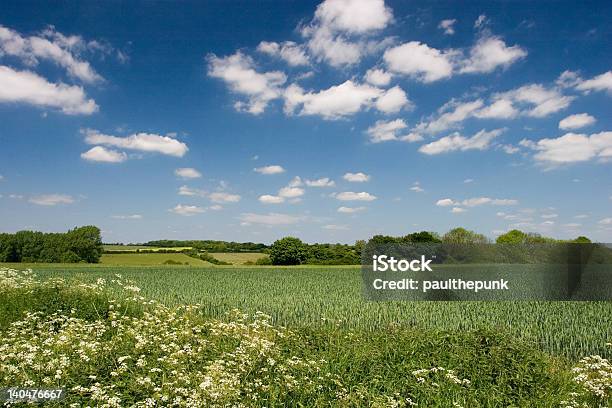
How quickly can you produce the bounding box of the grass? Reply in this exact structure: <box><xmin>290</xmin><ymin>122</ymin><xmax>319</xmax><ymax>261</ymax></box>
<box><xmin>3</xmin><ymin>268</ymin><xmax>610</xmax><ymax>407</ymax></box>
<box><xmin>209</xmin><ymin>252</ymin><xmax>267</xmax><ymax>264</ymax></box>
<box><xmin>99</xmin><ymin>253</ymin><xmax>210</xmax><ymax>266</ymax></box>
<box><xmin>10</xmin><ymin>264</ymin><xmax>611</xmax><ymax>360</ymax></box>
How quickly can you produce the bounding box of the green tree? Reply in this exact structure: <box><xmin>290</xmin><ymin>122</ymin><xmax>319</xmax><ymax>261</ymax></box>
<box><xmin>269</xmin><ymin>237</ymin><xmax>307</xmax><ymax>265</ymax></box>
<box><xmin>496</xmin><ymin>229</ymin><xmax>527</xmax><ymax>244</ymax></box>
<box><xmin>442</xmin><ymin>227</ymin><xmax>489</xmax><ymax>244</ymax></box>
<box><xmin>572</xmin><ymin>236</ymin><xmax>591</xmax><ymax>243</ymax></box>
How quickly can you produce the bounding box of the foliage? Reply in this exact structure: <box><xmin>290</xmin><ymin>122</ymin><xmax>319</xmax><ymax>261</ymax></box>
<box><xmin>0</xmin><ymin>226</ymin><xmax>102</xmax><ymax>263</ymax></box>
<box><xmin>269</xmin><ymin>237</ymin><xmax>308</xmax><ymax>265</ymax></box>
<box><xmin>144</xmin><ymin>240</ymin><xmax>267</xmax><ymax>253</ymax></box>
<box><xmin>442</xmin><ymin>227</ymin><xmax>489</xmax><ymax>244</ymax></box>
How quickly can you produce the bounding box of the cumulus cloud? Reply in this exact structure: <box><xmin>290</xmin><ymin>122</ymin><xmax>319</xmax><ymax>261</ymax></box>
<box><xmin>337</xmin><ymin>206</ymin><xmax>366</xmax><ymax>213</ymax></box>
<box><xmin>451</xmin><ymin>207</ymin><xmax>466</xmax><ymax>213</ymax></box>
<box><xmin>419</xmin><ymin>128</ymin><xmax>505</xmax><ymax>155</ymax></box>
<box><xmin>254</xmin><ymin>165</ymin><xmax>285</xmax><ymax>175</ymax></box>
<box><xmin>473</xmin><ymin>98</ymin><xmax>518</xmax><ymax>119</ymax></box>
<box><xmin>343</xmin><ymin>172</ymin><xmax>370</xmax><ymax>182</ymax></box>
<box><xmin>209</xmin><ymin>192</ymin><xmax>241</xmax><ymax>203</ymax></box>
<box><xmin>175</xmin><ymin>167</ymin><xmax>202</xmax><ymax>179</ymax></box>
<box><xmin>0</xmin><ymin>24</ymin><xmax>103</xmax><ymax>83</ymax></box>
<box><xmin>259</xmin><ymin>194</ymin><xmax>285</xmax><ymax>204</ymax></box>
<box><xmin>459</xmin><ymin>36</ymin><xmax>527</xmax><ymax>74</ymax></box>
<box><xmin>82</xmin><ymin>129</ymin><xmax>188</xmax><ymax>157</ymax></box>
<box><xmin>178</xmin><ymin>185</ymin><xmax>207</xmax><ymax>197</ymax></box>
<box><xmin>80</xmin><ymin>146</ymin><xmax>126</xmax><ymax>163</ymax></box>
<box><xmin>284</xmin><ymin>80</ymin><xmax>383</xmax><ymax>119</ymax></box>
<box><xmin>559</xmin><ymin>113</ymin><xmax>596</xmax><ymax>130</ymax></box>
<box><xmin>207</xmin><ymin>52</ymin><xmax>286</xmax><ymax>114</ymax></box>
<box><xmin>335</xmin><ymin>191</ymin><xmax>376</xmax><ymax>201</ymax></box>
<box><xmin>438</xmin><ymin>19</ymin><xmax>457</xmax><ymax>35</ymax></box>
<box><xmin>366</xmin><ymin>119</ymin><xmax>422</xmax><ymax>143</ymax></box>
<box><xmin>437</xmin><ymin>197</ymin><xmax>518</xmax><ymax>207</ymax></box>
<box><xmin>256</xmin><ymin>41</ymin><xmax>309</xmax><ymax>66</ymax></box>
<box><xmin>239</xmin><ymin>212</ymin><xmax>301</xmax><ymax>226</ymax></box>
<box><xmin>495</xmin><ymin>84</ymin><xmax>574</xmax><ymax>118</ymax></box>
<box><xmin>414</xmin><ymin>99</ymin><xmax>484</xmax><ymax>135</ymax></box>
<box><xmin>169</xmin><ymin>204</ymin><xmax>205</xmax><ymax>216</ymax></box>
<box><xmin>305</xmin><ymin>177</ymin><xmax>335</xmax><ymax>187</ymax></box>
<box><xmin>29</xmin><ymin>194</ymin><xmax>74</xmax><ymax>206</ymax></box>
<box><xmin>364</xmin><ymin>68</ymin><xmax>392</xmax><ymax>86</ymax></box>
<box><xmin>0</xmin><ymin>66</ymin><xmax>98</xmax><ymax>114</ymax></box>
<box><xmin>575</xmin><ymin>71</ymin><xmax>612</xmax><ymax>95</ymax></box>
<box><xmin>301</xmin><ymin>0</ymin><xmax>393</xmax><ymax>67</ymax></box>
<box><xmin>520</xmin><ymin>131</ymin><xmax>612</xmax><ymax>165</ymax></box>
<box><xmin>384</xmin><ymin>41</ymin><xmax>455</xmax><ymax>82</ymax></box>
<box><xmin>375</xmin><ymin>85</ymin><xmax>411</xmax><ymax>113</ymax></box>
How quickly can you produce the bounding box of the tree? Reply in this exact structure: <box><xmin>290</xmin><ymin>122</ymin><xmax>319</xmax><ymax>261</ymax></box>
<box><xmin>442</xmin><ymin>227</ymin><xmax>489</xmax><ymax>244</ymax></box>
<box><xmin>403</xmin><ymin>231</ymin><xmax>442</xmax><ymax>243</ymax></box>
<box><xmin>573</xmin><ymin>236</ymin><xmax>591</xmax><ymax>244</ymax></box>
<box><xmin>269</xmin><ymin>237</ymin><xmax>308</xmax><ymax>265</ymax></box>
<box><xmin>496</xmin><ymin>229</ymin><xmax>527</xmax><ymax>244</ymax></box>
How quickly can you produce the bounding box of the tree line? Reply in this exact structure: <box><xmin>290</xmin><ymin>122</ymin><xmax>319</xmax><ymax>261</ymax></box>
<box><xmin>0</xmin><ymin>226</ymin><xmax>103</xmax><ymax>263</ymax></box>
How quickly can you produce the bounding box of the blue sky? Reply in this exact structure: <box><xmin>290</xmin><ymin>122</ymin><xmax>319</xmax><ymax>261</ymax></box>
<box><xmin>0</xmin><ymin>0</ymin><xmax>611</xmax><ymax>244</ymax></box>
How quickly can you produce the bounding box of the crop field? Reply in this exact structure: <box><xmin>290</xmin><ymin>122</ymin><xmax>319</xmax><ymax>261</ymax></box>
<box><xmin>209</xmin><ymin>252</ymin><xmax>268</xmax><ymax>264</ymax></box>
<box><xmin>99</xmin><ymin>253</ymin><xmax>210</xmax><ymax>265</ymax></box>
<box><xmin>17</xmin><ymin>264</ymin><xmax>612</xmax><ymax>360</ymax></box>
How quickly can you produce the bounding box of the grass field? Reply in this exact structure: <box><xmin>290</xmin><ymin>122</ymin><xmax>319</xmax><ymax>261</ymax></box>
<box><xmin>11</xmin><ymin>264</ymin><xmax>611</xmax><ymax>360</ymax></box>
<box><xmin>100</xmin><ymin>253</ymin><xmax>210</xmax><ymax>265</ymax></box>
<box><xmin>209</xmin><ymin>252</ymin><xmax>268</xmax><ymax>264</ymax></box>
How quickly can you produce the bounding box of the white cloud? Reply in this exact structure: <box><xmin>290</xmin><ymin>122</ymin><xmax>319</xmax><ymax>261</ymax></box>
<box><xmin>459</xmin><ymin>36</ymin><xmax>527</xmax><ymax>74</ymax></box>
<box><xmin>343</xmin><ymin>172</ymin><xmax>370</xmax><ymax>182</ymax></box>
<box><xmin>302</xmin><ymin>0</ymin><xmax>393</xmax><ymax>67</ymax></box>
<box><xmin>0</xmin><ymin>25</ymin><xmax>103</xmax><ymax>83</ymax></box>
<box><xmin>29</xmin><ymin>194</ymin><xmax>74</xmax><ymax>206</ymax></box>
<box><xmin>207</xmin><ymin>52</ymin><xmax>286</xmax><ymax>114</ymax></box>
<box><xmin>419</xmin><ymin>128</ymin><xmax>505</xmax><ymax>155</ymax></box>
<box><xmin>384</xmin><ymin>41</ymin><xmax>455</xmax><ymax>82</ymax></box>
<box><xmin>209</xmin><ymin>192</ymin><xmax>241</xmax><ymax>203</ymax></box>
<box><xmin>501</xmin><ymin>144</ymin><xmax>520</xmax><ymax>154</ymax></box>
<box><xmin>474</xmin><ymin>14</ymin><xmax>489</xmax><ymax>29</ymax></box>
<box><xmin>559</xmin><ymin>113</ymin><xmax>596</xmax><ymax>130</ymax></box>
<box><xmin>82</xmin><ymin>129</ymin><xmax>188</xmax><ymax>157</ymax></box>
<box><xmin>410</xmin><ymin>185</ymin><xmax>424</xmax><ymax>193</ymax></box>
<box><xmin>305</xmin><ymin>177</ymin><xmax>335</xmax><ymax>187</ymax></box>
<box><xmin>284</xmin><ymin>80</ymin><xmax>382</xmax><ymax>119</ymax></box>
<box><xmin>169</xmin><ymin>204</ymin><xmax>205</xmax><ymax>216</ymax></box>
<box><xmin>254</xmin><ymin>165</ymin><xmax>285</xmax><ymax>175</ymax></box>
<box><xmin>338</xmin><ymin>206</ymin><xmax>366</xmax><ymax>213</ymax></box>
<box><xmin>375</xmin><ymin>85</ymin><xmax>411</xmax><ymax>114</ymax></box>
<box><xmin>259</xmin><ymin>194</ymin><xmax>285</xmax><ymax>204</ymax></box>
<box><xmin>464</xmin><ymin>178</ymin><xmax>474</xmax><ymax>183</ymax></box>
<box><xmin>278</xmin><ymin>186</ymin><xmax>305</xmax><ymax>198</ymax></box>
<box><xmin>415</xmin><ymin>99</ymin><xmax>484</xmax><ymax>135</ymax></box>
<box><xmin>451</xmin><ymin>207</ymin><xmax>466</xmax><ymax>213</ymax></box>
<box><xmin>175</xmin><ymin>168</ymin><xmax>202</xmax><ymax>179</ymax></box>
<box><xmin>438</xmin><ymin>197</ymin><xmax>517</xmax><ymax>207</ymax></box>
<box><xmin>257</xmin><ymin>41</ymin><xmax>309</xmax><ymax>66</ymax></box>
<box><xmin>335</xmin><ymin>191</ymin><xmax>376</xmax><ymax>201</ymax></box>
<box><xmin>178</xmin><ymin>185</ymin><xmax>207</xmax><ymax>197</ymax></box>
<box><xmin>474</xmin><ymin>98</ymin><xmax>518</xmax><ymax>119</ymax></box>
<box><xmin>0</xmin><ymin>66</ymin><xmax>98</xmax><ymax>114</ymax></box>
<box><xmin>364</xmin><ymin>68</ymin><xmax>392</xmax><ymax>86</ymax></box>
<box><xmin>496</xmin><ymin>84</ymin><xmax>574</xmax><ymax>118</ymax></box>
<box><xmin>209</xmin><ymin>204</ymin><xmax>223</xmax><ymax>211</ymax></box>
<box><xmin>80</xmin><ymin>146</ymin><xmax>126</xmax><ymax>163</ymax></box>
<box><xmin>598</xmin><ymin>217</ymin><xmax>612</xmax><ymax>225</ymax></box>
<box><xmin>521</xmin><ymin>131</ymin><xmax>612</xmax><ymax>165</ymax></box>
<box><xmin>111</xmin><ymin>214</ymin><xmax>142</xmax><ymax>220</ymax></box>
<box><xmin>367</xmin><ymin>119</ymin><xmax>414</xmax><ymax>143</ymax></box>
<box><xmin>436</xmin><ymin>198</ymin><xmax>455</xmax><ymax>207</ymax></box>
<box><xmin>438</xmin><ymin>19</ymin><xmax>457</xmax><ymax>35</ymax></box>
<box><xmin>239</xmin><ymin>212</ymin><xmax>301</xmax><ymax>225</ymax></box>
<box><xmin>575</xmin><ymin>71</ymin><xmax>612</xmax><ymax>95</ymax></box>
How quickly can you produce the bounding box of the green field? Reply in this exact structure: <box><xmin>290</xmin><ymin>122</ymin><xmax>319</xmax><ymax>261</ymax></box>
<box><xmin>15</xmin><ymin>264</ymin><xmax>611</xmax><ymax>360</ymax></box>
<box><xmin>209</xmin><ymin>252</ymin><xmax>268</xmax><ymax>264</ymax></box>
<box><xmin>99</xmin><ymin>253</ymin><xmax>210</xmax><ymax>265</ymax></box>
